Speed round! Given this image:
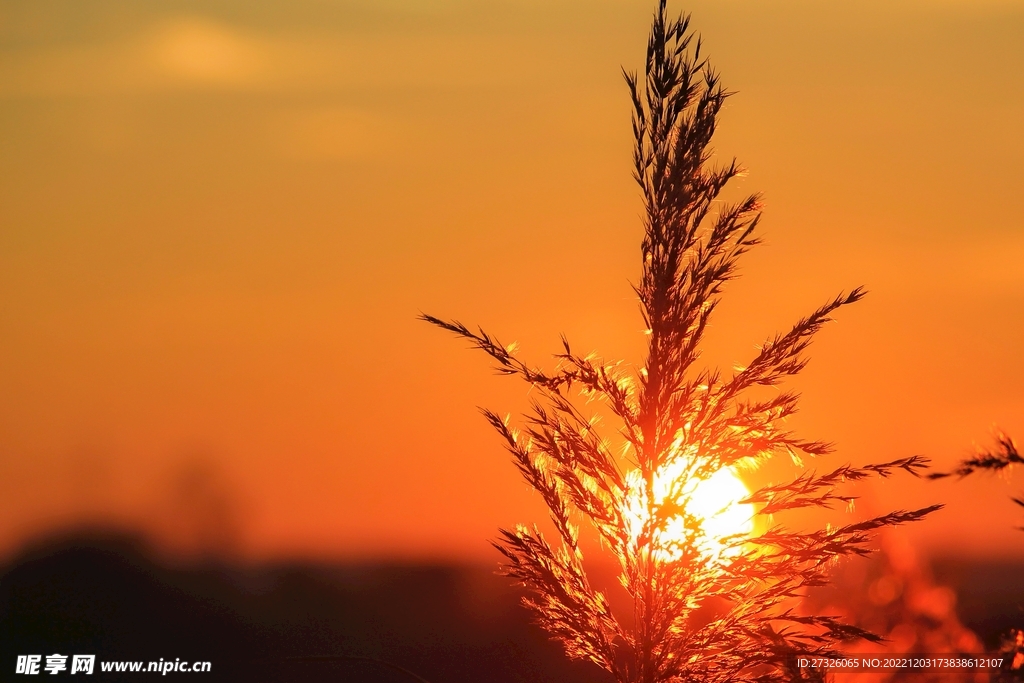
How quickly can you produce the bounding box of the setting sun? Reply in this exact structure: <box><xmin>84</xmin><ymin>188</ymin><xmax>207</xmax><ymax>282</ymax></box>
<box><xmin>624</xmin><ymin>460</ymin><xmax>755</xmax><ymax>563</ymax></box>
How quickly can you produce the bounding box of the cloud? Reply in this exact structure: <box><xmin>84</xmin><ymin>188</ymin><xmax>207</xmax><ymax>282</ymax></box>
<box><xmin>149</xmin><ymin>18</ymin><xmax>265</xmax><ymax>87</ymax></box>
<box><xmin>0</xmin><ymin>15</ymin><xmax>558</xmax><ymax>100</ymax></box>
<box><xmin>0</xmin><ymin>16</ymin><xmax>270</xmax><ymax>98</ymax></box>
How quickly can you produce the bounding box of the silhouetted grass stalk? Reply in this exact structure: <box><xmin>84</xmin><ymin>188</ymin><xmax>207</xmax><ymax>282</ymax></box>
<box><xmin>424</xmin><ymin>3</ymin><xmax>940</xmax><ymax>681</ymax></box>
<box><xmin>930</xmin><ymin>433</ymin><xmax>1023</xmax><ymax>679</ymax></box>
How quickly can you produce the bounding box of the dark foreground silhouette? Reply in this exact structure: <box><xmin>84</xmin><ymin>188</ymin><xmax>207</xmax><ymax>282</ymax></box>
<box><xmin>1</xmin><ymin>532</ymin><xmax>1021</xmax><ymax>682</ymax></box>
<box><xmin>0</xmin><ymin>532</ymin><xmax>606</xmax><ymax>683</ymax></box>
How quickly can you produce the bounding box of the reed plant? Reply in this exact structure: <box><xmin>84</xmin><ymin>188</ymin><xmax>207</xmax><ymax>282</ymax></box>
<box><xmin>424</xmin><ymin>3</ymin><xmax>940</xmax><ymax>681</ymax></box>
<box><xmin>929</xmin><ymin>433</ymin><xmax>1023</xmax><ymax>529</ymax></box>
<box><xmin>930</xmin><ymin>433</ymin><xmax>1023</xmax><ymax>680</ymax></box>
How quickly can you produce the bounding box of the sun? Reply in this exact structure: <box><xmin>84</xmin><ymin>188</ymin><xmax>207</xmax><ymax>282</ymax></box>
<box><xmin>687</xmin><ymin>466</ymin><xmax>755</xmax><ymax>549</ymax></box>
<box><xmin>624</xmin><ymin>459</ymin><xmax>754</xmax><ymax>563</ymax></box>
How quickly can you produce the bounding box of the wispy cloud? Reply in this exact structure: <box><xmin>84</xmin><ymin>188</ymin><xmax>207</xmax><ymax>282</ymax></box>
<box><xmin>149</xmin><ymin>18</ymin><xmax>267</xmax><ymax>88</ymax></box>
<box><xmin>0</xmin><ymin>15</ymin><xmax>563</xmax><ymax>99</ymax></box>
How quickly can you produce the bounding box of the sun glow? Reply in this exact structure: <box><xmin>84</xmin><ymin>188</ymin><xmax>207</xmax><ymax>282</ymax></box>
<box><xmin>624</xmin><ymin>460</ymin><xmax>754</xmax><ymax>564</ymax></box>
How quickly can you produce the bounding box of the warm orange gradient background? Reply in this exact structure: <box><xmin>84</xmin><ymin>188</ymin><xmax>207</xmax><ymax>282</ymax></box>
<box><xmin>1</xmin><ymin>0</ymin><xmax>1023</xmax><ymax>563</ymax></box>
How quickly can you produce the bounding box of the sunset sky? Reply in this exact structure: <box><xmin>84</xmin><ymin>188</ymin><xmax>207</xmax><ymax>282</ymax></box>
<box><xmin>1</xmin><ymin>0</ymin><xmax>1023</xmax><ymax>563</ymax></box>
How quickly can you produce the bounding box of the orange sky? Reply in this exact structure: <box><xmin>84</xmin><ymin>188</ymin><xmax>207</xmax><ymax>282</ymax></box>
<box><xmin>1</xmin><ymin>0</ymin><xmax>1023</xmax><ymax>563</ymax></box>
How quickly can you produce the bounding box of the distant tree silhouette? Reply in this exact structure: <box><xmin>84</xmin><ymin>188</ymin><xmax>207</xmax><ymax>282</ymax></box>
<box><xmin>424</xmin><ymin>2</ymin><xmax>940</xmax><ymax>682</ymax></box>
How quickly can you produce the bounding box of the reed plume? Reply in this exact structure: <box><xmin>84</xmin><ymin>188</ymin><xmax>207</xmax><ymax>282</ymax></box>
<box><xmin>929</xmin><ymin>432</ymin><xmax>1024</xmax><ymax>679</ymax></box>
<box><xmin>928</xmin><ymin>433</ymin><xmax>1023</xmax><ymax>529</ymax></box>
<box><xmin>423</xmin><ymin>3</ymin><xmax>940</xmax><ymax>681</ymax></box>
